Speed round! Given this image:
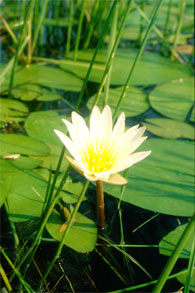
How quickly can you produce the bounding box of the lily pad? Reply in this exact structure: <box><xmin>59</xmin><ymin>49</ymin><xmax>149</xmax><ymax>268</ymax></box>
<box><xmin>0</xmin><ymin>161</ymin><xmax>74</xmax><ymax>221</ymax></box>
<box><xmin>87</xmin><ymin>86</ymin><xmax>149</xmax><ymax>117</ymax></box>
<box><xmin>2</xmin><ymin>64</ymin><xmax>83</xmax><ymax>92</ymax></box>
<box><xmin>25</xmin><ymin>111</ymin><xmax>68</xmax><ymax>146</ymax></box>
<box><xmin>159</xmin><ymin>223</ymin><xmax>193</xmax><ymax>259</ymax></box>
<box><xmin>177</xmin><ymin>268</ymin><xmax>195</xmax><ymax>291</ymax></box>
<box><xmin>0</xmin><ymin>133</ymin><xmax>50</xmax><ymax>157</ymax></box>
<box><xmin>149</xmin><ymin>77</ymin><xmax>194</xmax><ymax>121</ymax></box>
<box><xmin>35</xmin><ymin>168</ymin><xmax>85</xmax><ymax>203</ymax></box>
<box><xmin>46</xmin><ymin>211</ymin><xmax>97</xmax><ymax>253</ymax></box>
<box><xmin>0</xmin><ymin>98</ymin><xmax>28</xmax><ymax>122</ymax></box>
<box><xmin>143</xmin><ymin>118</ymin><xmax>195</xmax><ymax>139</ymax></box>
<box><xmin>12</xmin><ymin>84</ymin><xmax>63</xmax><ymax>102</ymax></box>
<box><xmin>103</xmin><ymin>139</ymin><xmax>194</xmax><ymax>217</ymax></box>
<box><xmin>61</xmin><ymin>48</ymin><xmax>192</xmax><ymax>86</ymax></box>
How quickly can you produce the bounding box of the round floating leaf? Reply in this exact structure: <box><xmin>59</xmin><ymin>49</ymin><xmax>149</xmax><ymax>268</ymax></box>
<box><xmin>0</xmin><ymin>98</ymin><xmax>28</xmax><ymax>122</ymax></box>
<box><xmin>2</xmin><ymin>64</ymin><xmax>83</xmax><ymax>92</ymax></box>
<box><xmin>35</xmin><ymin>168</ymin><xmax>85</xmax><ymax>203</ymax></box>
<box><xmin>190</xmin><ymin>106</ymin><xmax>195</xmax><ymax>122</ymax></box>
<box><xmin>1</xmin><ymin>161</ymin><xmax>70</xmax><ymax>221</ymax></box>
<box><xmin>143</xmin><ymin>118</ymin><xmax>194</xmax><ymax>139</ymax></box>
<box><xmin>33</xmin><ymin>143</ymin><xmax>69</xmax><ymax>172</ymax></box>
<box><xmin>0</xmin><ymin>133</ymin><xmax>50</xmax><ymax>157</ymax></box>
<box><xmin>103</xmin><ymin>139</ymin><xmax>194</xmax><ymax>217</ymax></box>
<box><xmin>159</xmin><ymin>223</ymin><xmax>193</xmax><ymax>259</ymax></box>
<box><xmin>25</xmin><ymin>111</ymin><xmax>68</xmax><ymax>146</ymax></box>
<box><xmin>2</xmin><ymin>156</ymin><xmax>43</xmax><ymax>170</ymax></box>
<box><xmin>46</xmin><ymin>211</ymin><xmax>97</xmax><ymax>253</ymax></box>
<box><xmin>177</xmin><ymin>268</ymin><xmax>195</xmax><ymax>291</ymax></box>
<box><xmin>12</xmin><ymin>84</ymin><xmax>63</xmax><ymax>102</ymax></box>
<box><xmin>61</xmin><ymin>48</ymin><xmax>192</xmax><ymax>86</ymax></box>
<box><xmin>87</xmin><ymin>86</ymin><xmax>149</xmax><ymax>117</ymax></box>
<box><xmin>149</xmin><ymin>77</ymin><xmax>194</xmax><ymax>121</ymax></box>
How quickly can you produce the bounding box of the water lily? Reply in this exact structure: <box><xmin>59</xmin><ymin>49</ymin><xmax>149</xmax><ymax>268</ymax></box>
<box><xmin>54</xmin><ymin>105</ymin><xmax>151</xmax><ymax>185</ymax></box>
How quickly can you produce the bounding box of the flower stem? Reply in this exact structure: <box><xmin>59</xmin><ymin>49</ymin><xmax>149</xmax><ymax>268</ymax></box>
<box><xmin>96</xmin><ymin>180</ymin><xmax>105</xmax><ymax>230</ymax></box>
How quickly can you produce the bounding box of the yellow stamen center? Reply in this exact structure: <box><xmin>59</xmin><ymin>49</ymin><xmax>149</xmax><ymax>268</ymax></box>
<box><xmin>82</xmin><ymin>143</ymin><xmax>115</xmax><ymax>173</ymax></box>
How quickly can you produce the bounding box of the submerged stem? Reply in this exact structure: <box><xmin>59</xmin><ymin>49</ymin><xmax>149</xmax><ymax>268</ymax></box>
<box><xmin>96</xmin><ymin>180</ymin><xmax>105</xmax><ymax>230</ymax></box>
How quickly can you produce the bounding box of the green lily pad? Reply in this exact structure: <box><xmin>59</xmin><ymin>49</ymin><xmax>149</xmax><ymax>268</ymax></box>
<box><xmin>25</xmin><ymin>111</ymin><xmax>68</xmax><ymax>146</ymax></box>
<box><xmin>25</xmin><ymin>111</ymin><xmax>71</xmax><ymax>171</ymax></box>
<box><xmin>103</xmin><ymin>139</ymin><xmax>194</xmax><ymax>217</ymax></box>
<box><xmin>143</xmin><ymin>118</ymin><xmax>195</xmax><ymax>139</ymax></box>
<box><xmin>33</xmin><ymin>143</ymin><xmax>69</xmax><ymax>172</ymax></box>
<box><xmin>1</xmin><ymin>156</ymin><xmax>43</xmax><ymax>170</ymax></box>
<box><xmin>87</xmin><ymin>86</ymin><xmax>149</xmax><ymax>117</ymax></box>
<box><xmin>2</xmin><ymin>64</ymin><xmax>83</xmax><ymax>92</ymax></box>
<box><xmin>177</xmin><ymin>268</ymin><xmax>195</xmax><ymax>291</ymax></box>
<box><xmin>149</xmin><ymin>77</ymin><xmax>194</xmax><ymax>121</ymax></box>
<box><xmin>0</xmin><ymin>133</ymin><xmax>50</xmax><ymax>157</ymax></box>
<box><xmin>159</xmin><ymin>223</ymin><xmax>193</xmax><ymax>259</ymax></box>
<box><xmin>12</xmin><ymin>84</ymin><xmax>63</xmax><ymax>102</ymax></box>
<box><xmin>0</xmin><ymin>98</ymin><xmax>28</xmax><ymax>122</ymax></box>
<box><xmin>46</xmin><ymin>211</ymin><xmax>97</xmax><ymax>253</ymax></box>
<box><xmin>61</xmin><ymin>48</ymin><xmax>192</xmax><ymax>86</ymax></box>
<box><xmin>190</xmin><ymin>106</ymin><xmax>195</xmax><ymax>122</ymax></box>
<box><xmin>35</xmin><ymin>168</ymin><xmax>85</xmax><ymax>203</ymax></box>
<box><xmin>0</xmin><ymin>161</ymin><xmax>74</xmax><ymax>221</ymax></box>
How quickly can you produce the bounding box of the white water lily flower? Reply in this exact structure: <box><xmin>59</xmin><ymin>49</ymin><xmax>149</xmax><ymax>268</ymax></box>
<box><xmin>54</xmin><ymin>105</ymin><xmax>151</xmax><ymax>185</ymax></box>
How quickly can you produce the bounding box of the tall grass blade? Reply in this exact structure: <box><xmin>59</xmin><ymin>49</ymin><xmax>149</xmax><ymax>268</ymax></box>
<box><xmin>171</xmin><ymin>0</ymin><xmax>186</xmax><ymax>60</ymax></box>
<box><xmin>39</xmin><ymin>180</ymin><xmax>90</xmax><ymax>288</ymax></box>
<box><xmin>104</xmin><ymin>2</ymin><xmax>119</xmax><ymax>106</ymax></box>
<box><xmin>152</xmin><ymin>213</ymin><xmax>195</xmax><ymax>293</ymax></box>
<box><xmin>0</xmin><ymin>247</ymin><xmax>34</xmax><ymax>293</ymax></box>
<box><xmin>113</xmin><ymin>0</ymin><xmax>163</xmax><ymax>120</ymax></box>
<box><xmin>66</xmin><ymin>0</ymin><xmax>74</xmax><ymax>54</ymax></box>
<box><xmin>91</xmin><ymin>0</ymin><xmax>134</xmax><ymax>109</ymax></box>
<box><xmin>75</xmin><ymin>0</ymin><xmax>118</xmax><ymax>110</ymax></box>
<box><xmin>73</xmin><ymin>0</ymin><xmax>85</xmax><ymax>61</ymax></box>
<box><xmin>183</xmin><ymin>236</ymin><xmax>195</xmax><ymax>293</ymax></box>
<box><xmin>31</xmin><ymin>0</ymin><xmax>49</xmax><ymax>55</ymax></box>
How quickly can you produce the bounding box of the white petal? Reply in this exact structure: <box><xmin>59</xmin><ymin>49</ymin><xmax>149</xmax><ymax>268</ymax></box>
<box><xmin>94</xmin><ymin>170</ymin><xmax>111</xmax><ymax>181</ymax></box>
<box><xmin>54</xmin><ymin>129</ymin><xmax>81</xmax><ymax>162</ymax></box>
<box><xmin>111</xmin><ymin>112</ymin><xmax>125</xmax><ymax>142</ymax></box>
<box><xmin>71</xmin><ymin>111</ymin><xmax>90</xmax><ymax>141</ymax></box>
<box><xmin>112</xmin><ymin>150</ymin><xmax>151</xmax><ymax>173</ymax></box>
<box><xmin>117</xmin><ymin>136</ymin><xmax>148</xmax><ymax>160</ymax></box>
<box><xmin>100</xmin><ymin>105</ymin><xmax>112</xmax><ymax>139</ymax></box>
<box><xmin>90</xmin><ymin>106</ymin><xmax>101</xmax><ymax>134</ymax></box>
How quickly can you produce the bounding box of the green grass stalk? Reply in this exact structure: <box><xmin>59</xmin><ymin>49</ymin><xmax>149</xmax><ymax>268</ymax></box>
<box><xmin>75</xmin><ymin>0</ymin><xmax>118</xmax><ymax>111</ymax></box>
<box><xmin>14</xmin><ymin>148</ymin><xmax>66</xmax><ymax>271</ymax></box>
<box><xmin>73</xmin><ymin>0</ymin><xmax>85</xmax><ymax>61</ymax></box>
<box><xmin>163</xmin><ymin>0</ymin><xmax>173</xmax><ymax>37</ymax></box>
<box><xmin>95</xmin><ymin>248</ymin><xmax>127</xmax><ymax>284</ymax></box>
<box><xmin>91</xmin><ymin>0</ymin><xmax>134</xmax><ymax>110</ymax></box>
<box><xmin>39</xmin><ymin>180</ymin><xmax>89</xmax><ymax>287</ymax></box>
<box><xmin>0</xmin><ymin>248</ymin><xmax>34</xmax><ymax>293</ymax></box>
<box><xmin>0</xmin><ymin>264</ymin><xmax>12</xmax><ymax>292</ymax></box>
<box><xmin>83</xmin><ymin>0</ymin><xmax>99</xmax><ymax>49</ymax></box>
<box><xmin>113</xmin><ymin>0</ymin><xmax>163</xmax><ymax>121</ymax></box>
<box><xmin>66</xmin><ymin>0</ymin><xmax>74</xmax><ymax>54</ymax></box>
<box><xmin>8</xmin><ymin>0</ymin><xmax>35</xmax><ymax>97</ymax></box>
<box><xmin>31</xmin><ymin>0</ymin><xmax>49</xmax><ymax>55</ymax></box>
<box><xmin>134</xmin><ymin>3</ymin><xmax>183</xmax><ymax>63</ymax></box>
<box><xmin>108</xmin><ymin>267</ymin><xmax>195</xmax><ymax>293</ymax></box>
<box><xmin>104</xmin><ymin>3</ymin><xmax>118</xmax><ymax>106</ymax></box>
<box><xmin>118</xmin><ymin>208</ymin><xmax>135</xmax><ymax>283</ymax></box>
<box><xmin>171</xmin><ymin>0</ymin><xmax>186</xmax><ymax>60</ymax></box>
<box><xmin>152</xmin><ymin>213</ymin><xmax>195</xmax><ymax>293</ymax></box>
<box><xmin>138</xmin><ymin>0</ymin><xmax>145</xmax><ymax>44</ymax></box>
<box><xmin>184</xmin><ymin>237</ymin><xmax>195</xmax><ymax>293</ymax></box>
<box><xmin>100</xmin><ymin>235</ymin><xmax>152</xmax><ymax>280</ymax></box>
